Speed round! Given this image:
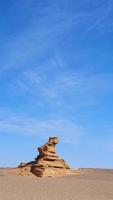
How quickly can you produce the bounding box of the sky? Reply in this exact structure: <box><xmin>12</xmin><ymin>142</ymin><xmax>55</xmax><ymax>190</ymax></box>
<box><xmin>0</xmin><ymin>0</ymin><xmax>113</xmax><ymax>168</ymax></box>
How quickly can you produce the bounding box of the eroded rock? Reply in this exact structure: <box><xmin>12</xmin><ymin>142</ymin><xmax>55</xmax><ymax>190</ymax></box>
<box><xmin>18</xmin><ymin>137</ymin><xmax>77</xmax><ymax>177</ymax></box>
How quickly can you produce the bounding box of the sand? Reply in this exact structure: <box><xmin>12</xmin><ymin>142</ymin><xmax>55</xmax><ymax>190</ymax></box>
<box><xmin>0</xmin><ymin>169</ymin><xmax>113</xmax><ymax>200</ymax></box>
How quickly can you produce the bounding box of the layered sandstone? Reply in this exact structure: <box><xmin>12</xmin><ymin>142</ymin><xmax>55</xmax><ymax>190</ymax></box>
<box><xmin>31</xmin><ymin>137</ymin><xmax>71</xmax><ymax>177</ymax></box>
<box><xmin>18</xmin><ymin>137</ymin><xmax>77</xmax><ymax>177</ymax></box>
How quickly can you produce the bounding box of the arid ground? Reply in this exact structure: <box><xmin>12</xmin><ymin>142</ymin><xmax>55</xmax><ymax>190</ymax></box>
<box><xmin>0</xmin><ymin>168</ymin><xmax>113</xmax><ymax>200</ymax></box>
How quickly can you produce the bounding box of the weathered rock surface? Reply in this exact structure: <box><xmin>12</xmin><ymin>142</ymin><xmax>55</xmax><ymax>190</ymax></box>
<box><xmin>18</xmin><ymin>137</ymin><xmax>77</xmax><ymax>177</ymax></box>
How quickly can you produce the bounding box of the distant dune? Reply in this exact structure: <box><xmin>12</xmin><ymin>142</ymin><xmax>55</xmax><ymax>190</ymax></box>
<box><xmin>0</xmin><ymin>168</ymin><xmax>113</xmax><ymax>200</ymax></box>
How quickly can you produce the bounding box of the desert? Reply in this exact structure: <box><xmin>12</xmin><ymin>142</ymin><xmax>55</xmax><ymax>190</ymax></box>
<box><xmin>0</xmin><ymin>168</ymin><xmax>113</xmax><ymax>200</ymax></box>
<box><xmin>0</xmin><ymin>137</ymin><xmax>113</xmax><ymax>200</ymax></box>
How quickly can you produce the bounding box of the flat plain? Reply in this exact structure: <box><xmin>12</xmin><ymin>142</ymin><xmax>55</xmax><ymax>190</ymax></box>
<box><xmin>0</xmin><ymin>169</ymin><xmax>113</xmax><ymax>200</ymax></box>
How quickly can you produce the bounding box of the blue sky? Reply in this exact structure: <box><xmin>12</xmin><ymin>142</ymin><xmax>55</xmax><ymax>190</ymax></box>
<box><xmin>0</xmin><ymin>0</ymin><xmax>113</xmax><ymax>168</ymax></box>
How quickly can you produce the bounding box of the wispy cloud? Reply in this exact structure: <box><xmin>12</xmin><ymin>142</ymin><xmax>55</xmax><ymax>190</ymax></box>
<box><xmin>10</xmin><ymin>67</ymin><xmax>113</xmax><ymax>108</ymax></box>
<box><xmin>1</xmin><ymin>0</ymin><xmax>113</xmax><ymax>73</ymax></box>
<box><xmin>0</xmin><ymin>8</ymin><xmax>87</xmax><ymax>73</ymax></box>
<box><xmin>85</xmin><ymin>0</ymin><xmax>113</xmax><ymax>32</ymax></box>
<box><xmin>0</xmin><ymin>109</ymin><xmax>83</xmax><ymax>144</ymax></box>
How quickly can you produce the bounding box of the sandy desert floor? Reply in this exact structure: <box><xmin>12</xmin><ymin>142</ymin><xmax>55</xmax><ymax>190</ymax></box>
<box><xmin>0</xmin><ymin>169</ymin><xmax>113</xmax><ymax>200</ymax></box>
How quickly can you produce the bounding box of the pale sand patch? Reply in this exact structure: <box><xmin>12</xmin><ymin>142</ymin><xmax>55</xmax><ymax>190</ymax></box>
<box><xmin>0</xmin><ymin>169</ymin><xmax>113</xmax><ymax>200</ymax></box>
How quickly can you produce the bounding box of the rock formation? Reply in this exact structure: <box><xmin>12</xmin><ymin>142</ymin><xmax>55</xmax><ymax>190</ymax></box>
<box><xmin>18</xmin><ymin>137</ymin><xmax>77</xmax><ymax>177</ymax></box>
<box><xmin>31</xmin><ymin>137</ymin><xmax>71</xmax><ymax>177</ymax></box>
